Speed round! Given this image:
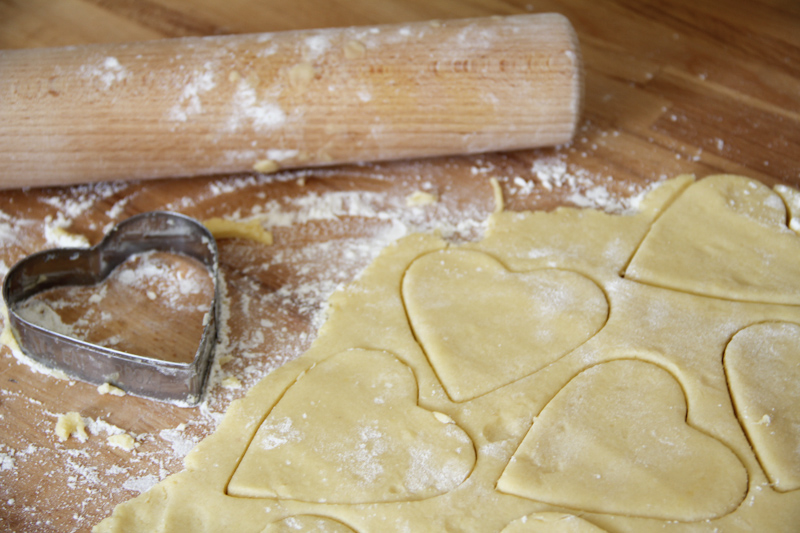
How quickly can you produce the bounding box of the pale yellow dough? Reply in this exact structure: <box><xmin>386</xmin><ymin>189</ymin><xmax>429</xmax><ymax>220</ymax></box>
<box><xmin>56</xmin><ymin>411</ymin><xmax>88</xmax><ymax>442</ymax></box>
<box><xmin>403</xmin><ymin>250</ymin><xmax>608</xmax><ymax>401</ymax></box>
<box><xmin>625</xmin><ymin>175</ymin><xmax>800</xmax><ymax>303</ymax></box>
<box><xmin>203</xmin><ymin>217</ymin><xmax>274</xmax><ymax>246</ymax></box>
<box><xmin>724</xmin><ymin>322</ymin><xmax>800</xmax><ymax>492</ymax></box>
<box><xmin>227</xmin><ymin>349</ymin><xmax>475</xmax><ymax>502</ymax></box>
<box><xmin>497</xmin><ymin>360</ymin><xmax>747</xmax><ymax>520</ymax></box>
<box><xmin>500</xmin><ymin>512</ymin><xmax>610</xmax><ymax>532</ymax></box>
<box><xmin>262</xmin><ymin>515</ymin><xmax>358</xmax><ymax>532</ymax></box>
<box><xmin>95</xmin><ymin>175</ymin><xmax>800</xmax><ymax>532</ymax></box>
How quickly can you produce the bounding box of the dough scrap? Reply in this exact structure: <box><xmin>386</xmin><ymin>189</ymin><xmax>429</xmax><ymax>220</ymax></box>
<box><xmin>227</xmin><ymin>349</ymin><xmax>475</xmax><ymax>502</ymax></box>
<box><xmin>403</xmin><ymin>250</ymin><xmax>608</xmax><ymax>401</ymax></box>
<box><xmin>203</xmin><ymin>217</ymin><xmax>274</xmax><ymax>246</ymax></box>
<box><xmin>98</xmin><ymin>382</ymin><xmax>126</xmax><ymax>396</ymax></box>
<box><xmin>497</xmin><ymin>360</ymin><xmax>748</xmax><ymax>520</ymax></box>
<box><xmin>288</xmin><ymin>61</ymin><xmax>317</xmax><ymax>92</ymax></box>
<box><xmin>95</xmin><ymin>175</ymin><xmax>800</xmax><ymax>533</ymax></box>
<box><xmin>253</xmin><ymin>159</ymin><xmax>280</xmax><ymax>174</ymax></box>
<box><xmin>107</xmin><ymin>433</ymin><xmax>137</xmax><ymax>451</ymax></box>
<box><xmin>405</xmin><ymin>190</ymin><xmax>438</xmax><ymax>206</ymax></box>
<box><xmin>56</xmin><ymin>412</ymin><xmax>88</xmax><ymax>442</ymax></box>
<box><xmin>343</xmin><ymin>40</ymin><xmax>367</xmax><ymax>60</ymax></box>
<box><xmin>724</xmin><ymin>321</ymin><xmax>800</xmax><ymax>492</ymax></box>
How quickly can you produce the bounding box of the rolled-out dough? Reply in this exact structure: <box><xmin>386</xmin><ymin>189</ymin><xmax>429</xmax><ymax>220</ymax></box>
<box><xmin>724</xmin><ymin>322</ymin><xmax>800</xmax><ymax>492</ymax></box>
<box><xmin>95</xmin><ymin>175</ymin><xmax>800</xmax><ymax>532</ymax></box>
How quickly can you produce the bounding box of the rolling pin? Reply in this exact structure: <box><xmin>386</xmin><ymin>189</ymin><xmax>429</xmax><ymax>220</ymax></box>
<box><xmin>0</xmin><ymin>13</ymin><xmax>582</xmax><ymax>189</ymax></box>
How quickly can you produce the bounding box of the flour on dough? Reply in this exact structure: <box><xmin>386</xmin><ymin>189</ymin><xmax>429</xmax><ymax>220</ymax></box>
<box><xmin>403</xmin><ymin>250</ymin><xmax>608</xmax><ymax>401</ymax></box>
<box><xmin>625</xmin><ymin>175</ymin><xmax>800</xmax><ymax>304</ymax></box>
<box><xmin>227</xmin><ymin>349</ymin><xmax>475</xmax><ymax>503</ymax></box>
<box><xmin>724</xmin><ymin>321</ymin><xmax>800</xmax><ymax>492</ymax></box>
<box><xmin>95</xmin><ymin>175</ymin><xmax>800</xmax><ymax>533</ymax></box>
<box><xmin>497</xmin><ymin>360</ymin><xmax>747</xmax><ymax>520</ymax></box>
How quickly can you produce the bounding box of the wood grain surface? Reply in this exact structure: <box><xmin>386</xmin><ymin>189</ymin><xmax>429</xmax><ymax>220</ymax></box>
<box><xmin>1</xmin><ymin>1</ymin><xmax>799</xmax><ymax>532</ymax></box>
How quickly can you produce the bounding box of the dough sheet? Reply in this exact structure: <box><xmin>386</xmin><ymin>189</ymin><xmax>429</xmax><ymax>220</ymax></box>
<box><xmin>95</xmin><ymin>175</ymin><xmax>800</xmax><ymax>532</ymax></box>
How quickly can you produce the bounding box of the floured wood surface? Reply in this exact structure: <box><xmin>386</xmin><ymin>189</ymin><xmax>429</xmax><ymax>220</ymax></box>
<box><xmin>0</xmin><ymin>0</ymin><xmax>799</xmax><ymax>532</ymax></box>
<box><xmin>0</xmin><ymin>150</ymin><xmax>663</xmax><ymax>532</ymax></box>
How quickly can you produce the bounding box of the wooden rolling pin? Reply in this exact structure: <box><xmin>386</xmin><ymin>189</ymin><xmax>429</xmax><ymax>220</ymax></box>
<box><xmin>0</xmin><ymin>13</ymin><xmax>582</xmax><ymax>189</ymax></box>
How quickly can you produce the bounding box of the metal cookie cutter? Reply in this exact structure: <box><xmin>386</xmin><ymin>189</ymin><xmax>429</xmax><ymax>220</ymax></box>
<box><xmin>2</xmin><ymin>211</ymin><xmax>220</xmax><ymax>405</ymax></box>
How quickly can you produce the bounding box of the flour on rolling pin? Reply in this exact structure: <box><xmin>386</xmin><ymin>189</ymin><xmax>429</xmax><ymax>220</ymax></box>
<box><xmin>0</xmin><ymin>13</ymin><xmax>582</xmax><ymax>188</ymax></box>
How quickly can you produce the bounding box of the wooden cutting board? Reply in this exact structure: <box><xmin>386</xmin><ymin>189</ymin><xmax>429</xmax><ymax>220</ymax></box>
<box><xmin>1</xmin><ymin>1</ymin><xmax>799</xmax><ymax>532</ymax></box>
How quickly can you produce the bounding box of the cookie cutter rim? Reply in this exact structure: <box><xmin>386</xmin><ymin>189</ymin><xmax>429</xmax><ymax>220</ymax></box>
<box><xmin>2</xmin><ymin>211</ymin><xmax>220</xmax><ymax>406</ymax></box>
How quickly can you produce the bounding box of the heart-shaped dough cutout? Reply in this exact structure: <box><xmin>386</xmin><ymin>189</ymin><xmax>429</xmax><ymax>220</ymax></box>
<box><xmin>497</xmin><ymin>360</ymin><xmax>747</xmax><ymax>521</ymax></box>
<box><xmin>625</xmin><ymin>175</ymin><xmax>800</xmax><ymax>303</ymax></box>
<box><xmin>724</xmin><ymin>322</ymin><xmax>800</xmax><ymax>492</ymax></box>
<box><xmin>402</xmin><ymin>250</ymin><xmax>608</xmax><ymax>402</ymax></box>
<box><xmin>227</xmin><ymin>349</ymin><xmax>475</xmax><ymax>503</ymax></box>
<box><xmin>500</xmin><ymin>512</ymin><xmax>608</xmax><ymax>533</ymax></box>
<box><xmin>262</xmin><ymin>515</ymin><xmax>358</xmax><ymax>532</ymax></box>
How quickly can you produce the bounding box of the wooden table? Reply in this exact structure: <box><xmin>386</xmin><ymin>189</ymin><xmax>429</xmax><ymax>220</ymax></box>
<box><xmin>1</xmin><ymin>1</ymin><xmax>798</xmax><ymax>532</ymax></box>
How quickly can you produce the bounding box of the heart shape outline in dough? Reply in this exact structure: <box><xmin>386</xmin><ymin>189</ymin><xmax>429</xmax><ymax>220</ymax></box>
<box><xmin>497</xmin><ymin>359</ymin><xmax>748</xmax><ymax>521</ymax></box>
<box><xmin>262</xmin><ymin>515</ymin><xmax>358</xmax><ymax>532</ymax></box>
<box><xmin>227</xmin><ymin>349</ymin><xmax>476</xmax><ymax>503</ymax></box>
<box><xmin>402</xmin><ymin>249</ymin><xmax>608</xmax><ymax>402</ymax></box>
<box><xmin>724</xmin><ymin>321</ymin><xmax>800</xmax><ymax>492</ymax></box>
<box><xmin>625</xmin><ymin>175</ymin><xmax>800</xmax><ymax>304</ymax></box>
<box><xmin>500</xmin><ymin>511</ymin><xmax>608</xmax><ymax>533</ymax></box>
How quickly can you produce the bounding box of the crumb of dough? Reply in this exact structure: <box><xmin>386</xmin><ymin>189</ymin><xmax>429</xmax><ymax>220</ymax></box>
<box><xmin>203</xmin><ymin>218</ymin><xmax>274</xmax><ymax>246</ymax></box>
<box><xmin>46</xmin><ymin>225</ymin><xmax>91</xmax><ymax>248</ymax></box>
<box><xmin>253</xmin><ymin>159</ymin><xmax>280</xmax><ymax>174</ymax></box>
<box><xmin>343</xmin><ymin>40</ymin><xmax>367</xmax><ymax>59</ymax></box>
<box><xmin>217</xmin><ymin>354</ymin><xmax>234</xmax><ymax>366</ymax></box>
<box><xmin>433</xmin><ymin>411</ymin><xmax>455</xmax><ymax>424</ymax></box>
<box><xmin>1</xmin><ymin>304</ymin><xmax>70</xmax><ymax>379</ymax></box>
<box><xmin>288</xmin><ymin>62</ymin><xmax>317</xmax><ymax>91</ymax></box>
<box><xmin>107</xmin><ymin>433</ymin><xmax>137</xmax><ymax>451</ymax></box>
<box><xmin>221</xmin><ymin>376</ymin><xmax>242</xmax><ymax>389</ymax></box>
<box><xmin>0</xmin><ymin>308</ymin><xmax>22</xmax><ymax>356</ymax></box>
<box><xmin>406</xmin><ymin>191</ymin><xmax>438</xmax><ymax>207</ymax></box>
<box><xmin>755</xmin><ymin>414</ymin><xmax>772</xmax><ymax>426</ymax></box>
<box><xmin>97</xmin><ymin>383</ymin><xmax>126</xmax><ymax>397</ymax></box>
<box><xmin>55</xmin><ymin>412</ymin><xmax>88</xmax><ymax>442</ymax></box>
<box><xmin>490</xmin><ymin>177</ymin><xmax>505</xmax><ymax>213</ymax></box>
<box><xmin>229</xmin><ymin>70</ymin><xmax>241</xmax><ymax>83</ymax></box>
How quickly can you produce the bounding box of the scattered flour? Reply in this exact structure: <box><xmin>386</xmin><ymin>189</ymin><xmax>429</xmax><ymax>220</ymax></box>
<box><xmin>159</xmin><ymin>425</ymin><xmax>199</xmax><ymax>459</ymax></box>
<box><xmin>1</xmin><ymin>452</ymin><xmax>15</xmax><ymax>471</ymax></box>
<box><xmin>227</xmin><ymin>80</ymin><xmax>286</xmax><ymax>132</ymax></box>
<box><xmin>122</xmin><ymin>474</ymin><xmax>161</xmax><ymax>494</ymax></box>
<box><xmin>168</xmin><ymin>62</ymin><xmax>218</xmax><ymax>122</ymax></box>
<box><xmin>0</xmin><ymin>144</ymin><xmax>665</xmax><ymax>532</ymax></box>
<box><xmin>523</xmin><ymin>155</ymin><xmax>654</xmax><ymax>213</ymax></box>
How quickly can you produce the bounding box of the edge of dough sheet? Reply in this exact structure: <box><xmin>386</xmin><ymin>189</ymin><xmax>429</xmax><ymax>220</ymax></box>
<box><xmin>93</xmin><ymin>174</ymin><xmax>800</xmax><ymax>533</ymax></box>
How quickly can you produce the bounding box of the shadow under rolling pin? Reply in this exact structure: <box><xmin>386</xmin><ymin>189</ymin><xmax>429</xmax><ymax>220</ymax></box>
<box><xmin>0</xmin><ymin>13</ymin><xmax>582</xmax><ymax>189</ymax></box>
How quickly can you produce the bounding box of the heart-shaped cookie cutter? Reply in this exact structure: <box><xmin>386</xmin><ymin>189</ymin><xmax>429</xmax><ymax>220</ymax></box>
<box><xmin>2</xmin><ymin>211</ymin><xmax>220</xmax><ymax>405</ymax></box>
